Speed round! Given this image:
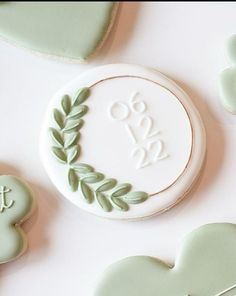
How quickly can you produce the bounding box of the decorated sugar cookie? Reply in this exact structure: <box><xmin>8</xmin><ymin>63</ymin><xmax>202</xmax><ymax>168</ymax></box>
<box><xmin>40</xmin><ymin>64</ymin><xmax>206</xmax><ymax>220</ymax></box>
<box><xmin>95</xmin><ymin>223</ymin><xmax>236</xmax><ymax>296</ymax></box>
<box><xmin>0</xmin><ymin>2</ymin><xmax>118</xmax><ymax>62</ymax></box>
<box><xmin>0</xmin><ymin>175</ymin><xmax>35</xmax><ymax>263</ymax></box>
<box><xmin>219</xmin><ymin>35</ymin><xmax>236</xmax><ymax>113</ymax></box>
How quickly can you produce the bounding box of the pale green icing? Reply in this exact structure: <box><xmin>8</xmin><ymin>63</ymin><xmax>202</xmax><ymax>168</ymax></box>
<box><xmin>122</xmin><ymin>191</ymin><xmax>149</xmax><ymax>204</ymax></box>
<box><xmin>95</xmin><ymin>223</ymin><xmax>236</xmax><ymax>296</ymax></box>
<box><xmin>219</xmin><ymin>67</ymin><xmax>236</xmax><ymax>114</ymax></box>
<box><xmin>0</xmin><ymin>2</ymin><xmax>116</xmax><ymax>61</ymax></box>
<box><xmin>219</xmin><ymin>35</ymin><xmax>236</xmax><ymax>113</ymax></box>
<box><xmin>49</xmin><ymin>88</ymin><xmax>149</xmax><ymax>212</ymax></box>
<box><xmin>96</xmin><ymin>179</ymin><xmax>117</xmax><ymax>192</ymax></box>
<box><xmin>226</xmin><ymin>35</ymin><xmax>236</xmax><ymax>64</ymax></box>
<box><xmin>95</xmin><ymin>191</ymin><xmax>112</xmax><ymax>212</ymax></box>
<box><xmin>0</xmin><ymin>175</ymin><xmax>34</xmax><ymax>263</ymax></box>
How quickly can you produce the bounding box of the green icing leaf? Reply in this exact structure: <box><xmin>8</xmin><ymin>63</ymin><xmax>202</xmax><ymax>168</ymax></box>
<box><xmin>64</xmin><ymin>132</ymin><xmax>80</xmax><ymax>149</ymax></box>
<box><xmin>96</xmin><ymin>192</ymin><xmax>112</xmax><ymax>212</ymax></box>
<box><xmin>49</xmin><ymin>128</ymin><xmax>64</xmax><ymax>147</ymax></box>
<box><xmin>111</xmin><ymin>196</ymin><xmax>129</xmax><ymax>211</ymax></box>
<box><xmin>53</xmin><ymin>108</ymin><xmax>64</xmax><ymax>129</ymax></box>
<box><xmin>52</xmin><ymin>146</ymin><xmax>67</xmax><ymax>163</ymax></box>
<box><xmin>123</xmin><ymin>191</ymin><xmax>148</xmax><ymax>204</ymax></box>
<box><xmin>63</xmin><ymin>119</ymin><xmax>84</xmax><ymax>133</ymax></box>
<box><xmin>79</xmin><ymin>180</ymin><xmax>93</xmax><ymax>203</ymax></box>
<box><xmin>68</xmin><ymin>168</ymin><xmax>79</xmax><ymax>192</ymax></box>
<box><xmin>82</xmin><ymin>172</ymin><xmax>104</xmax><ymax>183</ymax></box>
<box><xmin>61</xmin><ymin>95</ymin><xmax>71</xmax><ymax>115</ymax></box>
<box><xmin>111</xmin><ymin>183</ymin><xmax>132</xmax><ymax>198</ymax></box>
<box><xmin>67</xmin><ymin>145</ymin><xmax>80</xmax><ymax>164</ymax></box>
<box><xmin>72</xmin><ymin>163</ymin><xmax>94</xmax><ymax>174</ymax></box>
<box><xmin>73</xmin><ymin>87</ymin><xmax>90</xmax><ymax>106</ymax></box>
<box><xmin>67</xmin><ymin>105</ymin><xmax>88</xmax><ymax>120</ymax></box>
<box><xmin>96</xmin><ymin>179</ymin><xmax>117</xmax><ymax>192</ymax></box>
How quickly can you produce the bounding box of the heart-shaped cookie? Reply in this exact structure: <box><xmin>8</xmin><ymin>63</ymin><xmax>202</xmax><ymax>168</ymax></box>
<box><xmin>0</xmin><ymin>175</ymin><xmax>35</xmax><ymax>263</ymax></box>
<box><xmin>0</xmin><ymin>2</ymin><xmax>118</xmax><ymax>62</ymax></box>
<box><xmin>95</xmin><ymin>223</ymin><xmax>236</xmax><ymax>296</ymax></box>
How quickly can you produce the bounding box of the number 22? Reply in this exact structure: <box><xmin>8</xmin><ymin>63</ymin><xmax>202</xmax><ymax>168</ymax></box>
<box><xmin>131</xmin><ymin>140</ymin><xmax>169</xmax><ymax>169</ymax></box>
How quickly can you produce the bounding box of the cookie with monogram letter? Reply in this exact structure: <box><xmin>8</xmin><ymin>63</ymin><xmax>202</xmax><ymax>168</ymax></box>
<box><xmin>40</xmin><ymin>64</ymin><xmax>206</xmax><ymax>220</ymax></box>
<box><xmin>0</xmin><ymin>175</ymin><xmax>35</xmax><ymax>263</ymax></box>
<box><xmin>95</xmin><ymin>223</ymin><xmax>236</xmax><ymax>296</ymax></box>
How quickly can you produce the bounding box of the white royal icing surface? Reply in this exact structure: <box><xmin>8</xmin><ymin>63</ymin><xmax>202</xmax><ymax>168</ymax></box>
<box><xmin>40</xmin><ymin>64</ymin><xmax>206</xmax><ymax>220</ymax></box>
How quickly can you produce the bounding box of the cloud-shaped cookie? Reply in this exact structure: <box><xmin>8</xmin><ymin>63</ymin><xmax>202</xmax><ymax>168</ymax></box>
<box><xmin>219</xmin><ymin>35</ymin><xmax>236</xmax><ymax>114</ymax></box>
<box><xmin>0</xmin><ymin>175</ymin><xmax>35</xmax><ymax>263</ymax></box>
<box><xmin>95</xmin><ymin>223</ymin><xmax>236</xmax><ymax>296</ymax></box>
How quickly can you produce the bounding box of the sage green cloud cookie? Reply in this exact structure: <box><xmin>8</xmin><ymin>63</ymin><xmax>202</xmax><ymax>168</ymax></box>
<box><xmin>0</xmin><ymin>2</ymin><xmax>117</xmax><ymax>62</ymax></box>
<box><xmin>95</xmin><ymin>223</ymin><xmax>236</xmax><ymax>296</ymax></box>
<box><xmin>0</xmin><ymin>175</ymin><xmax>34</xmax><ymax>263</ymax></box>
<box><xmin>219</xmin><ymin>35</ymin><xmax>236</xmax><ymax>114</ymax></box>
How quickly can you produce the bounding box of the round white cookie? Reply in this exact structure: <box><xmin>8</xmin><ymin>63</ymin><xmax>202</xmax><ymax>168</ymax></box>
<box><xmin>40</xmin><ymin>64</ymin><xmax>206</xmax><ymax>220</ymax></box>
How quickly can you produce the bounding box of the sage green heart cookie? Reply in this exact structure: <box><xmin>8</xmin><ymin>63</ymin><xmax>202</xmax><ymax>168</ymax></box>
<box><xmin>219</xmin><ymin>35</ymin><xmax>236</xmax><ymax>114</ymax></box>
<box><xmin>95</xmin><ymin>223</ymin><xmax>236</xmax><ymax>296</ymax></box>
<box><xmin>0</xmin><ymin>175</ymin><xmax>34</xmax><ymax>263</ymax></box>
<box><xmin>0</xmin><ymin>2</ymin><xmax>117</xmax><ymax>62</ymax></box>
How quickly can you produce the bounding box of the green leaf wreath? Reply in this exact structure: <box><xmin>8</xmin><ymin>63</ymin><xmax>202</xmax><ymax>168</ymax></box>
<box><xmin>49</xmin><ymin>87</ymin><xmax>148</xmax><ymax>212</ymax></box>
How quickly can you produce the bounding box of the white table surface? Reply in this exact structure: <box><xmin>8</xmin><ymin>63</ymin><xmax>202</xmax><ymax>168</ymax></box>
<box><xmin>0</xmin><ymin>2</ymin><xmax>236</xmax><ymax>295</ymax></box>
